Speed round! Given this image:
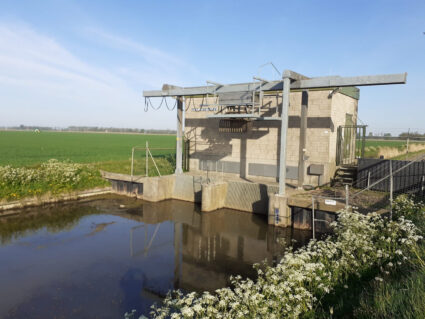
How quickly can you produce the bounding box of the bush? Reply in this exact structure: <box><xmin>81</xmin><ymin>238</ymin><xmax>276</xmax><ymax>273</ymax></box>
<box><xmin>0</xmin><ymin>159</ymin><xmax>107</xmax><ymax>200</ymax></box>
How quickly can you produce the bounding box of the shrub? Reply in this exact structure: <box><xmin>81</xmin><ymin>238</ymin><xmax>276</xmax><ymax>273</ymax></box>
<box><xmin>0</xmin><ymin>159</ymin><xmax>107</xmax><ymax>200</ymax></box>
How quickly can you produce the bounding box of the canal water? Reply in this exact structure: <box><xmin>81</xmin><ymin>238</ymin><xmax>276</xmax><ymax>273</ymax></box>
<box><xmin>0</xmin><ymin>195</ymin><xmax>311</xmax><ymax>318</ymax></box>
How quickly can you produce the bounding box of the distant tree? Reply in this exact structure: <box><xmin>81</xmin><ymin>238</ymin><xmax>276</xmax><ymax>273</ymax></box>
<box><xmin>399</xmin><ymin>131</ymin><xmax>424</xmax><ymax>138</ymax></box>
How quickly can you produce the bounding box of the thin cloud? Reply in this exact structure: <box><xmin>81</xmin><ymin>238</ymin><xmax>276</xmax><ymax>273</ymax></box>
<box><xmin>0</xmin><ymin>22</ymin><xmax>183</xmax><ymax>128</ymax></box>
<box><xmin>86</xmin><ymin>27</ymin><xmax>186</xmax><ymax>67</ymax></box>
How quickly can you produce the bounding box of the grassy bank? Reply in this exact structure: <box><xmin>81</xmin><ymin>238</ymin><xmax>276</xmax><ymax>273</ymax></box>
<box><xmin>312</xmin><ymin>195</ymin><xmax>425</xmax><ymax>318</ymax></box>
<box><xmin>0</xmin><ymin>160</ymin><xmax>109</xmax><ymax>201</ymax></box>
<box><xmin>0</xmin><ymin>157</ymin><xmax>175</xmax><ymax>202</ymax></box>
<box><xmin>351</xmin><ymin>196</ymin><xmax>425</xmax><ymax>318</ymax></box>
<box><xmin>364</xmin><ymin>139</ymin><xmax>425</xmax><ymax>159</ymax></box>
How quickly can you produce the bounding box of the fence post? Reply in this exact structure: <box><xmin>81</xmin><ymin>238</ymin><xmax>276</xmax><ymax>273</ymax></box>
<box><xmin>131</xmin><ymin>147</ymin><xmax>135</xmax><ymax>180</ymax></box>
<box><xmin>422</xmin><ymin>176</ymin><xmax>425</xmax><ymax>194</ymax></box>
<box><xmin>345</xmin><ymin>184</ymin><xmax>349</xmax><ymax>209</ymax></box>
<box><xmin>389</xmin><ymin>160</ymin><xmax>393</xmax><ymax>219</ymax></box>
<box><xmin>312</xmin><ymin>197</ymin><xmax>315</xmax><ymax>240</ymax></box>
<box><xmin>367</xmin><ymin>171</ymin><xmax>371</xmax><ymax>188</ymax></box>
<box><xmin>146</xmin><ymin>141</ymin><xmax>148</xmax><ymax>177</ymax></box>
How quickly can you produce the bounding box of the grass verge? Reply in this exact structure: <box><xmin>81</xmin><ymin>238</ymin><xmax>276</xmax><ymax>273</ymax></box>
<box><xmin>311</xmin><ymin>195</ymin><xmax>425</xmax><ymax>319</ymax></box>
<box><xmin>0</xmin><ymin>157</ymin><xmax>175</xmax><ymax>202</ymax></box>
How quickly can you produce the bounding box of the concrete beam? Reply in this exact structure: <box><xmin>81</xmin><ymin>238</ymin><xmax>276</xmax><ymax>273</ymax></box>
<box><xmin>284</xmin><ymin>70</ymin><xmax>310</xmax><ymax>81</ymax></box>
<box><xmin>290</xmin><ymin>73</ymin><xmax>407</xmax><ymax>89</ymax></box>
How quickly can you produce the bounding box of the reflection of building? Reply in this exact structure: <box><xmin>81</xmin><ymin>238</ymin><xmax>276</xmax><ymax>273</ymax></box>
<box><xmin>122</xmin><ymin>199</ymin><xmax>311</xmax><ymax>293</ymax></box>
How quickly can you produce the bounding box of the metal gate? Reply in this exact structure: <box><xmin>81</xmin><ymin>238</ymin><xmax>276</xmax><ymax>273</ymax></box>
<box><xmin>336</xmin><ymin>125</ymin><xmax>366</xmax><ymax>165</ymax></box>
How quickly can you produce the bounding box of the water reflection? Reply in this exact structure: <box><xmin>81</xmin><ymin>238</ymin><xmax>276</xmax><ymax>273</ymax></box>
<box><xmin>0</xmin><ymin>195</ymin><xmax>311</xmax><ymax>318</ymax></box>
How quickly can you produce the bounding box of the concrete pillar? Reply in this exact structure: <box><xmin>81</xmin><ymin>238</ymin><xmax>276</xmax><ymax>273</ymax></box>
<box><xmin>268</xmin><ymin>193</ymin><xmax>291</xmax><ymax>227</ymax></box>
<box><xmin>297</xmin><ymin>90</ymin><xmax>308</xmax><ymax>188</ymax></box>
<box><xmin>278</xmin><ymin>72</ymin><xmax>291</xmax><ymax>195</ymax></box>
<box><xmin>142</xmin><ymin>175</ymin><xmax>176</xmax><ymax>202</ymax></box>
<box><xmin>201</xmin><ymin>182</ymin><xmax>228</xmax><ymax>212</ymax></box>
<box><xmin>175</xmin><ymin>97</ymin><xmax>183</xmax><ymax>174</ymax></box>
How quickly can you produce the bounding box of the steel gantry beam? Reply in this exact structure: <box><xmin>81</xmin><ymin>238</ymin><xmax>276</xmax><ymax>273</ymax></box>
<box><xmin>143</xmin><ymin>72</ymin><xmax>407</xmax><ymax>97</ymax></box>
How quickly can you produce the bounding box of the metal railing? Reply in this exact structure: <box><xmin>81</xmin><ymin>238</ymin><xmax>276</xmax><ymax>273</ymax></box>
<box><xmin>311</xmin><ymin>153</ymin><xmax>425</xmax><ymax>239</ymax></box>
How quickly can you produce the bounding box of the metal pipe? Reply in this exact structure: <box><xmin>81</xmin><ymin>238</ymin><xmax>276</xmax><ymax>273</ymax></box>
<box><xmin>253</xmin><ymin>76</ymin><xmax>269</xmax><ymax>83</ymax></box>
<box><xmin>278</xmin><ymin>71</ymin><xmax>291</xmax><ymax>195</ymax></box>
<box><xmin>146</xmin><ymin>141</ymin><xmax>148</xmax><ymax>177</ymax></box>
<box><xmin>148</xmin><ymin>148</ymin><xmax>162</xmax><ymax>176</ymax></box>
<box><xmin>131</xmin><ymin>147</ymin><xmax>135</xmax><ymax>180</ymax></box>
<box><xmin>206</xmin><ymin>80</ymin><xmax>223</xmax><ymax>87</ymax></box>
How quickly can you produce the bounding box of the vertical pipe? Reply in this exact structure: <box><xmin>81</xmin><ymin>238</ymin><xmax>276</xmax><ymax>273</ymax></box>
<box><xmin>279</xmin><ymin>71</ymin><xmax>291</xmax><ymax>195</ymax></box>
<box><xmin>390</xmin><ymin>160</ymin><xmax>393</xmax><ymax>219</ymax></box>
<box><xmin>345</xmin><ymin>184</ymin><xmax>349</xmax><ymax>209</ymax></box>
<box><xmin>175</xmin><ymin>97</ymin><xmax>183</xmax><ymax>174</ymax></box>
<box><xmin>146</xmin><ymin>141</ymin><xmax>148</xmax><ymax>177</ymax></box>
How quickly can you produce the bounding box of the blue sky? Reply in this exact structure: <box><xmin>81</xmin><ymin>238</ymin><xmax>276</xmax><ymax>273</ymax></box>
<box><xmin>0</xmin><ymin>0</ymin><xmax>424</xmax><ymax>134</ymax></box>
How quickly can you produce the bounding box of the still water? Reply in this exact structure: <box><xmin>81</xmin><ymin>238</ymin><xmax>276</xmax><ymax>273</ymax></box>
<box><xmin>0</xmin><ymin>195</ymin><xmax>311</xmax><ymax>318</ymax></box>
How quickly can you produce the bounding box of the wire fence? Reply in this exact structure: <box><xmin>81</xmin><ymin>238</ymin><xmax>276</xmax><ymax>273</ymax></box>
<box><xmin>310</xmin><ymin>153</ymin><xmax>425</xmax><ymax>239</ymax></box>
<box><xmin>130</xmin><ymin>142</ymin><xmax>176</xmax><ymax>177</ymax></box>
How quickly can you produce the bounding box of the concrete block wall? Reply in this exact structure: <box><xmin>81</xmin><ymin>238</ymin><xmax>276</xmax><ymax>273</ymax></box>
<box><xmin>184</xmin><ymin>89</ymin><xmax>358</xmax><ymax>186</ymax></box>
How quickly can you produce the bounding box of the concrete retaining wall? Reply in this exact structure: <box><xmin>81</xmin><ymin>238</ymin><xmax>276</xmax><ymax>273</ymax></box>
<box><xmin>104</xmin><ymin>172</ymin><xmax>339</xmax><ymax>231</ymax></box>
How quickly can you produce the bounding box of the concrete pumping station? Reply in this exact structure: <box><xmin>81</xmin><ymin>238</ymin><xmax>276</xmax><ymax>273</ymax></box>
<box><xmin>102</xmin><ymin>69</ymin><xmax>407</xmax><ymax>229</ymax></box>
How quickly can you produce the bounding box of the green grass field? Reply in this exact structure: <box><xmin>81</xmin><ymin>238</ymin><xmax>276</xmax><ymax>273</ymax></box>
<box><xmin>0</xmin><ymin>131</ymin><xmax>177</xmax><ymax>201</ymax></box>
<box><xmin>0</xmin><ymin>130</ymin><xmax>176</xmax><ymax>167</ymax></box>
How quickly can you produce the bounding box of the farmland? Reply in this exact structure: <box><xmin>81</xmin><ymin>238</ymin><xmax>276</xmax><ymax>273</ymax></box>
<box><xmin>0</xmin><ymin>131</ymin><xmax>176</xmax><ymax>201</ymax></box>
<box><xmin>0</xmin><ymin>130</ymin><xmax>175</xmax><ymax>167</ymax></box>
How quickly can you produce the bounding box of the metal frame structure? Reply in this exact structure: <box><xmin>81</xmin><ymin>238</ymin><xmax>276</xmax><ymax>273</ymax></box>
<box><xmin>336</xmin><ymin>125</ymin><xmax>367</xmax><ymax>166</ymax></box>
<box><xmin>143</xmin><ymin>70</ymin><xmax>407</xmax><ymax>196</ymax></box>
